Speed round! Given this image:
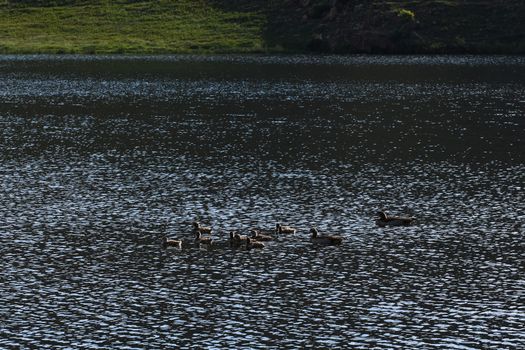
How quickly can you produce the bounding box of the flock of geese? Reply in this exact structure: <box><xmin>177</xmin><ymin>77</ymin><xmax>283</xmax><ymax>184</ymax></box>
<box><xmin>162</xmin><ymin>211</ymin><xmax>415</xmax><ymax>249</ymax></box>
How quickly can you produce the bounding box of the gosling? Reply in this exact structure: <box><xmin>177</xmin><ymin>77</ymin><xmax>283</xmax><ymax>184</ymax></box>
<box><xmin>162</xmin><ymin>236</ymin><xmax>182</xmax><ymax>248</ymax></box>
<box><xmin>193</xmin><ymin>221</ymin><xmax>213</xmax><ymax>234</ymax></box>
<box><xmin>229</xmin><ymin>231</ymin><xmax>247</xmax><ymax>245</ymax></box>
<box><xmin>195</xmin><ymin>231</ymin><xmax>213</xmax><ymax>244</ymax></box>
<box><xmin>275</xmin><ymin>223</ymin><xmax>296</xmax><ymax>234</ymax></box>
<box><xmin>246</xmin><ymin>237</ymin><xmax>265</xmax><ymax>249</ymax></box>
<box><xmin>250</xmin><ymin>230</ymin><xmax>273</xmax><ymax>241</ymax></box>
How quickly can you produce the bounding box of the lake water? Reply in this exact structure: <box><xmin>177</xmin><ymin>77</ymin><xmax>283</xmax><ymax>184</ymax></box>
<box><xmin>0</xmin><ymin>55</ymin><xmax>524</xmax><ymax>349</ymax></box>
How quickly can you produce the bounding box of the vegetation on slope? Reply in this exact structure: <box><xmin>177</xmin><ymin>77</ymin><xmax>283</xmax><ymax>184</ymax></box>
<box><xmin>0</xmin><ymin>0</ymin><xmax>523</xmax><ymax>54</ymax></box>
<box><xmin>287</xmin><ymin>0</ymin><xmax>525</xmax><ymax>54</ymax></box>
<box><xmin>0</xmin><ymin>0</ymin><xmax>267</xmax><ymax>54</ymax></box>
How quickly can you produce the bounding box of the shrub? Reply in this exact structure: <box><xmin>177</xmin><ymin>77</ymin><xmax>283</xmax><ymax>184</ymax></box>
<box><xmin>396</xmin><ymin>8</ymin><xmax>415</xmax><ymax>21</ymax></box>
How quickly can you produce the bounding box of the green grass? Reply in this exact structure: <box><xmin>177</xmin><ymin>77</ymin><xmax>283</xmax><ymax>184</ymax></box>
<box><xmin>0</xmin><ymin>0</ymin><xmax>269</xmax><ymax>54</ymax></box>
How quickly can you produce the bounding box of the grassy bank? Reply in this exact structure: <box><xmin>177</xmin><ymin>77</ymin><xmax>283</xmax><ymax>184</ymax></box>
<box><xmin>0</xmin><ymin>0</ymin><xmax>523</xmax><ymax>54</ymax></box>
<box><xmin>0</xmin><ymin>0</ymin><xmax>268</xmax><ymax>54</ymax></box>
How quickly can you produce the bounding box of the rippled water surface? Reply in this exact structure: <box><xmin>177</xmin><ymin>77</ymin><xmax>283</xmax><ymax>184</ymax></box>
<box><xmin>0</xmin><ymin>55</ymin><xmax>524</xmax><ymax>349</ymax></box>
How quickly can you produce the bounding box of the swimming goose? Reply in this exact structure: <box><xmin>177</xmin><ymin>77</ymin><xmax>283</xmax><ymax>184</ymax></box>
<box><xmin>275</xmin><ymin>223</ymin><xmax>296</xmax><ymax>234</ymax></box>
<box><xmin>193</xmin><ymin>221</ymin><xmax>213</xmax><ymax>234</ymax></box>
<box><xmin>251</xmin><ymin>227</ymin><xmax>275</xmax><ymax>236</ymax></box>
<box><xmin>246</xmin><ymin>237</ymin><xmax>265</xmax><ymax>249</ymax></box>
<box><xmin>162</xmin><ymin>236</ymin><xmax>182</xmax><ymax>248</ymax></box>
<box><xmin>375</xmin><ymin>211</ymin><xmax>414</xmax><ymax>227</ymax></box>
<box><xmin>310</xmin><ymin>228</ymin><xmax>343</xmax><ymax>245</ymax></box>
<box><xmin>250</xmin><ymin>230</ymin><xmax>273</xmax><ymax>241</ymax></box>
<box><xmin>195</xmin><ymin>231</ymin><xmax>213</xmax><ymax>244</ymax></box>
<box><xmin>229</xmin><ymin>231</ymin><xmax>247</xmax><ymax>245</ymax></box>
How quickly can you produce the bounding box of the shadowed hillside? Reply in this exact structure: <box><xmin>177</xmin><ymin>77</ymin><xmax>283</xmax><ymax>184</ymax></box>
<box><xmin>280</xmin><ymin>0</ymin><xmax>525</xmax><ymax>53</ymax></box>
<box><xmin>0</xmin><ymin>0</ymin><xmax>523</xmax><ymax>54</ymax></box>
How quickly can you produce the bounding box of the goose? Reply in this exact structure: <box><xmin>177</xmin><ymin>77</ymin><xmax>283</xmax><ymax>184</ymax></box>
<box><xmin>275</xmin><ymin>223</ymin><xmax>296</xmax><ymax>234</ymax></box>
<box><xmin>193</xmin><ymin>221</ymin><xmax>212</xmax><ymax>234</ymax></box>
<box><xmin>250</xmin><ymin>230</ymin><xmax>273</xmax><ymax>241</ymax></box>
<box><xmin>195</xmin><ymin>231</ymin><xmax>213</xmax><ymax>244</ymax></box>
<box><xmin>162</xmin><ymin>236</ymin><xmax>182</xmax><ymax>248</ymax></box>
<box><xmin>375</xmin><ymin>211</ymin><xmax>414</xmax><ymax>227</ymax></box>
<box><xmin>310</xmin><ymin>228</ymin><xmax>342</xmax><ymax>245</ymax></box>
<box><xmin>246</xmin><ymin>237</ymin><xmax>265</xmax><ymax>249</ymax></box>
<box><xmin>229</xmin><ymin>231</ymin><xmax>247</xmax><ymax>245</ymax></box>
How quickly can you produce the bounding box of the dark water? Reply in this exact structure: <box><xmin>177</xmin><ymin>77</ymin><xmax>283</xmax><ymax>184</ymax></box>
<box><xmin>0</xmin><ymin>55</ymin><xmax>524</xmax><ymax>349</ymax></box>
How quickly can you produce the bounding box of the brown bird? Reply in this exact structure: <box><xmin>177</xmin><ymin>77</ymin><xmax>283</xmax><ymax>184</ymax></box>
<box><xmin>195</xmin><ymin>231</ymin><xmax>213</xmax><ymax>245</ymax></box>
<box><xmin>246</xmin><ymin>237</ymin><xmax>265</xmax><ymax>249</ymax></box>
<box><xmin>251</xmin><ymin>227</ymin><xmax>275</xmax><ymax>236</ymax></box>
<box><xmin>162</xmin><ymin>236</ymin><xmax>182</xmax><ymax>248</ymax></box>
<box><xmin>275</xmin><ymin>223</ymin><xmax>296</xmax><ymax>234</ymax></box>
<box><xmin>193</xmin><ymin>221</ymin><xmax>213</xmax><ymax>234</ymax></box>
<box><xmin>310</xmin><ymin>228</ymin><xmax>343</xmax><ymax>245</ymax></box>
<box><xmin>250</xmin><ymin>230</ymin><xmax>273</xmax><ymax>241</ymax></box>
<box><xmin>229</xmin><ymin>231</ymin><xmax>247</xmax><ymax>245</ymax></box>
<box><xmin>375</xmin><ymin>211</ymin><xmax>414</xmax><ymax>227</ymax></box>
